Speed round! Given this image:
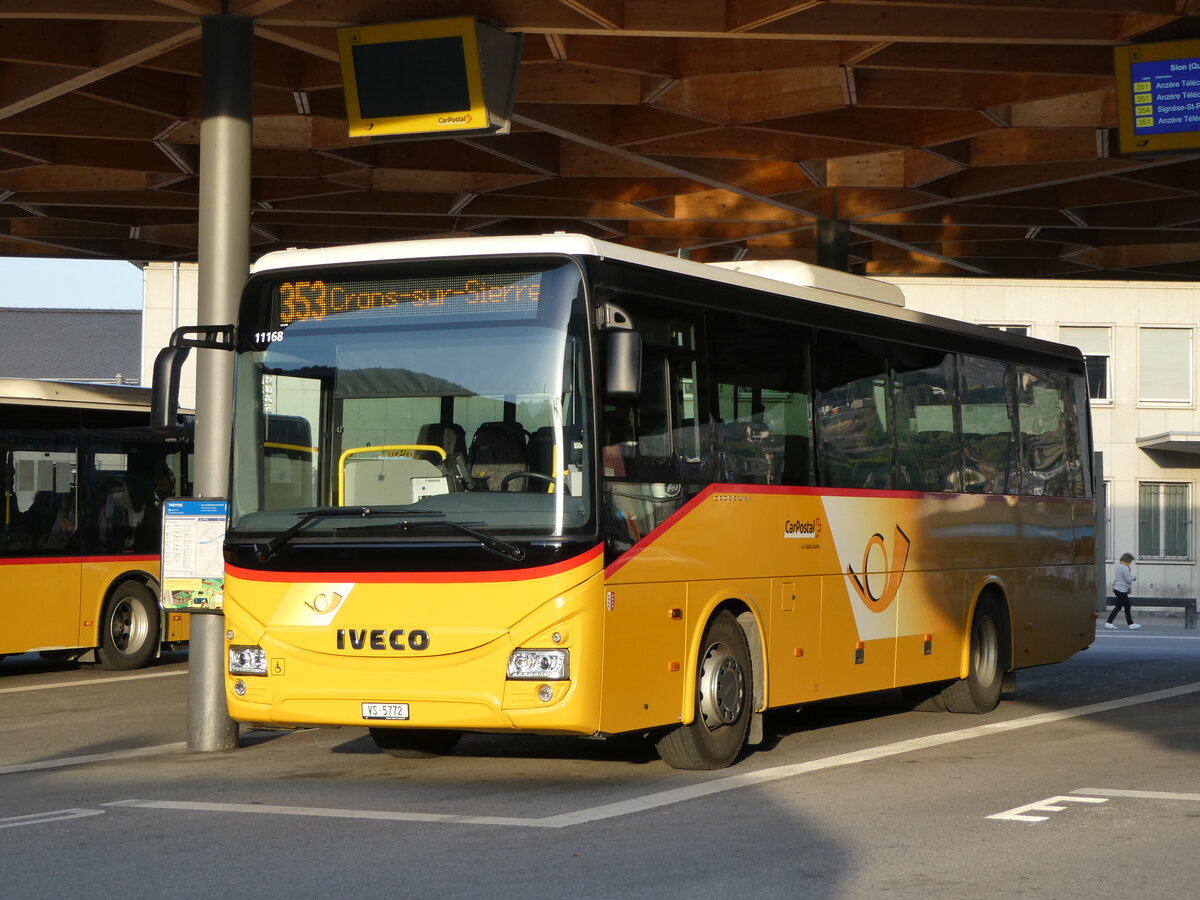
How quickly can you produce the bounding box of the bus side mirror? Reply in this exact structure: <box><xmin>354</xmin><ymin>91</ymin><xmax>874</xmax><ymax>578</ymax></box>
<box><xmin>151</xmin><ymin>344</ymin><xmax>190</xmax><ymax>432</ymax></box>
<box><xmin>606</xmin><ymin>329</ymin><xmax>642</xmax><ymax>401</ymax></box>
<box><xmin>151</xmin><ymin>324</ymin><xmax>237</xmax><ymax>433</ymax></box>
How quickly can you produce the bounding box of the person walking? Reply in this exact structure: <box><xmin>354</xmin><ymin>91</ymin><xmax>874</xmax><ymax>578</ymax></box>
<box><xmin>1106</xmin><ymin>552</ymin><xmax>1140</xmax><ymax>630</ymax></box>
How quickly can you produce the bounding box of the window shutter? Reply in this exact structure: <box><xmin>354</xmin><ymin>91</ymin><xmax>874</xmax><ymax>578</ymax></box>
<box><xmin>1139</xmin><ymin>328</ymin><xmax>1191</xmax><ymax>402</ymax></box>
<box><xmin>1060</xmin><ymin>326</ymin><xmax>1109</xmax><ymax>356</ymax></box>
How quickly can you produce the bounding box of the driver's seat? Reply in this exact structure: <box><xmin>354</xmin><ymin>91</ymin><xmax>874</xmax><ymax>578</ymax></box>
<box><xmin>467</xmin><ymin>421</ymin><xmax>530</xmax><ymax>491</ymax></box>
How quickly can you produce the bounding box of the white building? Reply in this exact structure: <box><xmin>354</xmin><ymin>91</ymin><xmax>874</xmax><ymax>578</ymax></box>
<box><xmin>893</xmin><ymin>277</ymin><xmax>1200</xmax><ymax>602</ymax></box>
<box><xmin>140</xmin><ymin>261</ymin><xmax>199</xmax><ymax>409</ymax></box>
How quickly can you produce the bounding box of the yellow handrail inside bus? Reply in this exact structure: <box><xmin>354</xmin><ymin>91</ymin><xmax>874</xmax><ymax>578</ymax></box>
<box><xmin>337</xmin><ymin>444</ymin><xmax>448</xmax><ymax>505</ymax></box>
<box><xmin>264</xmin><ymin>440</ymin><xmax>317</xmax><ymax>454</ymax></box>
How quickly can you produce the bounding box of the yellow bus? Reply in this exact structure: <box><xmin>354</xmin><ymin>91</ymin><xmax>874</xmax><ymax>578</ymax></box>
<box><xmin>0</xmin><ymin>379</ymin><xmax>193</xmax><ymax>669</ymax></box>
<box><xmin>169</xmin><ymin>235</ymin><xmax>1095</xmax><ymax>769</ymax></box>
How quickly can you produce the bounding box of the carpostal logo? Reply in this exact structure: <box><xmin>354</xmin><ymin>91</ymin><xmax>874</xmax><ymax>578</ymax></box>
<box><xmin>784</xmin><ymin>517</ymin><xmax>822</xmax><ymax>539</ymax></box>
<box><xmin>439</xmin><ymin>113</ymin><xmax>473</xmax><ymax>125</ymax></box>
<box><xmin>845</xmin><ymin>525</ymin><xmax>911</xmax><ymax>614</ymax></box>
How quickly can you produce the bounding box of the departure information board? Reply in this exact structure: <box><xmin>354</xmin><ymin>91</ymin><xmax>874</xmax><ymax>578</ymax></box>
<box><xmin>1116</xmin><ymin>39</ymin><xmax>1200</xmax><ymax>155</ymax></box>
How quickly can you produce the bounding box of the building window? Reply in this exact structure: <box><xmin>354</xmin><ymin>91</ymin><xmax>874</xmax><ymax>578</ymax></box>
<box><xmin>1138</xmin><ymin>482</ymin><xmax>1190</xmax><ymax>560</ymax></box>
<box><xmin>1060</xmin><ymin>326</ymin><xmax>1111</xmax><ymax>401</ymax></box>
<box><xmin>983</xmin><ymin>324</ymin><xmax>1028</xmax><ymax>336</ymax></box>
<box><xmin>1139</xmin><ymin>327</ymin><xmax>1192</xmax><ymax>404</ymax></box>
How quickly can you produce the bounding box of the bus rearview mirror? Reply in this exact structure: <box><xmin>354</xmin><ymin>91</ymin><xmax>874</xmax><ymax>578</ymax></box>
<box><xmin>151</xmin><ymin>324</ymin><xmax>237</xmax><ymax>432</ymax></box>
<box><xmin>151</xmin><ymin>344</ymin><xmax>190</xmax><ymax>433</ymax></box>
<box><xmin>606</xmin><ymin>329</ymin><xmax>642</xmax><ymax>401</ymax></box>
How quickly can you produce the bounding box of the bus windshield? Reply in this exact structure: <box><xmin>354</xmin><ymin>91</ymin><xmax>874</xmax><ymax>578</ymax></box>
<box><xmin>229</xmin><ymin>258</ymin><xmax>593</xmax><ymax>547</ymax></box>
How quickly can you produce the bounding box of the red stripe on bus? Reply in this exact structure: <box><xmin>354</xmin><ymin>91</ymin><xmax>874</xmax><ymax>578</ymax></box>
<box><xmin>0</xmin><ymin>554</ymin><xmax>159</xmax><ymax>566</ymax></box>
<box><xmin>226</xmin><ymin>543</ymin><xmax>604</xmax><ymax>584</ymax></box>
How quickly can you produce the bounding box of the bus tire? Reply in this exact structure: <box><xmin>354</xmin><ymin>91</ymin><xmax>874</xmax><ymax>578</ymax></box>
<box><xmin>369</xmin><ymin>727</ymin><xmax>461</xmax><ymax>758</ymax></box>
<box><xmin>96</xmin><ymin>582</ymin><xmax>160</xmax><ymax>671</ymax></box>
<box><xmin>656</xmin><ymin>611</ymin><xmax>752</xmax><ymax>770</ymax></box>
<box><xmin>940</xmin><ymin>598</ymin><xmax>1006</xmax><ymax>714</ymax></box>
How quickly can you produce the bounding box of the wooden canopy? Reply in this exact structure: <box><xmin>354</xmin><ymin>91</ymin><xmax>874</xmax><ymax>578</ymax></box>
<box><xmin>2</xmin><ymin>1</ymin><xmax>1200</xmax><ymax>277</ymax></box>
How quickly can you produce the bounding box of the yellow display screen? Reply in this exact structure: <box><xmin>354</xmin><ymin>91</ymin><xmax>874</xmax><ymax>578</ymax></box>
<box><xmin>270</xmin><ymin>271</ymin><xmax>542</xmax><ymax>330</ymax></box>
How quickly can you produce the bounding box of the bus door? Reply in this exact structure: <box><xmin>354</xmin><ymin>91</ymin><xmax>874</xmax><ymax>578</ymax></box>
<box><xmin>0</xmin><ymin>433</ymin><xmax>83</xmax><ymax>653</ymax></box>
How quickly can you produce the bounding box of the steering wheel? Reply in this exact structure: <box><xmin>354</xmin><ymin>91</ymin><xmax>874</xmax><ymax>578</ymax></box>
<box><xmin>499</xmin><ymin>471</ymin><xmax>571</xmax><ymax>495</ymax></box>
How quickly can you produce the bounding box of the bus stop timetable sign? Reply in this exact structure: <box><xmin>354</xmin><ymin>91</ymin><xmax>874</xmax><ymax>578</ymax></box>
<box><xmin>161</xmin><ymin>499</ymin><xmax>228</xmax><ymax>612</ymax></box>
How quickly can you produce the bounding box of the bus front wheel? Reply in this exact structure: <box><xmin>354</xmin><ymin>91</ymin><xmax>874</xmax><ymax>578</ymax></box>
<box><xmin>941</xmin><ymin>599</ymin><xmax>1006</xmax><ymax>714</ymax></box>
<box><xmin>369</xmin><ymin>727</ymin><xmax>461</xmax><ymax>758</ymax></box>
<box><xmin>97</xmin><ymin>582</ymin><xmax>160</xmax><ymax>671</ymax></box>
<box><xmin>656</xmin><ymin>611</ymin><xmax>752</xmax><ymax>770</ymax></box>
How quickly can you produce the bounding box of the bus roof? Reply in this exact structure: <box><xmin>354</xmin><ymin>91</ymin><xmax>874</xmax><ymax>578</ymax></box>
<box><xmin>251</xmin><ymin>233</ymin><xmax>905</xmax><ymax>310</ymax></box>
<box><xmin>0</xmin><ymin>378</ymin><xmax>153</xmax><ymax>412</ymax></box>
<box><xmin>249</xmin><ymin>234</ymin><xmax>1080</xmax><ymax>365</ymax></box>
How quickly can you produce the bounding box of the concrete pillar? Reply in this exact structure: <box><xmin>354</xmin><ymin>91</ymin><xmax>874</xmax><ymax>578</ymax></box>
<box><xmin>188</xmin><ymin>14</ymin><xmax>252</xmax><ymax>752</ymax></box>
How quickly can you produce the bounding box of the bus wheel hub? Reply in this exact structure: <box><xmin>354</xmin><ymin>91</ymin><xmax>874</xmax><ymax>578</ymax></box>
<box><xmin>699</xmin><ymin>646</ymin><xmax>744</xmax><ymax>729</ymax></box>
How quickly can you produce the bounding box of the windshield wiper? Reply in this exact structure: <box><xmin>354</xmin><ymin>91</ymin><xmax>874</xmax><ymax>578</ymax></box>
<box><xmin>256</xmin><ymin>506</ymin><xmax>442</xmax><ymax>562</ymax></box>
<box><xmin>255</xmin><ymin>506</ymin><xmax>524</xmax><ymax>562</ymax></box>
<box><xmin>415</xmin><ymin>519</ymin><xmax>525</xmax><ymax>562</ymax></box>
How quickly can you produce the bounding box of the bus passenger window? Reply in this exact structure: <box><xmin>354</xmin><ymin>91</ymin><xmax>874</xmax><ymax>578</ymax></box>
<box><xmin>892</xmin><ymin>347</ymin><xmax>959</xmax><ymax>492</ymax></box>
<box><xmin>707</xmin><ymin>312</ymin><xmax>813</xmax><ymax>486</ymax></box>
<box><xmin>1015</xmin><ymin>367</ymin><xmax>1074</xmax><ymax>497</ymax></box>
<box><xmin>815</xmin><ymin>333</ymin><xmax>890</xmax><ymax>490</ymax></box>
<box><xmin>959</xmin><ymin>356</ymin><xmax>1016</xmax><ymax>494</ymax></box>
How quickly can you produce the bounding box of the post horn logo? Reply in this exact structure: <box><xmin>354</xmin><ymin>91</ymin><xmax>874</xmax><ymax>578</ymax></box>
<box><xmin>845</xmin><ymin>525</ymin><xmax>911</xmax><ymax>613</ymax></box>
<box><xmin>306</xmin><ymin>590</ymin><xmax>345</xmax><ymax>615</ymax></box>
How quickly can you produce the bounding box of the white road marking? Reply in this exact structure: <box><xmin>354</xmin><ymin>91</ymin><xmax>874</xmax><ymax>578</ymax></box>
<box><xmin>102</xmin><ymin>680</ymin><xmax>1200</xmax><ymax>830</ymax></box>
<box><xmin>988</xmin><ymin>795</ymin><xmax>1108</xmax><ymax>822</ymax></box>
<box><xmin>104</xmin><ymin>799</ymin><xmax>530</xmax><ymax>827</ymax></box>
<box><xmin>0</xmin><ymin>808</ymin><xmax>105</xmax><ymax>830</ymax></box>
<box><xmin>0</xmin><ymin>743</ymin><xmax>186</xmax><ymax>776</ymax></box>
<box><xmin>1092</xmin><ymin>634</ymin><xmax>1200</xmax><ymax>640</ymax></box>
<box><xmin>0</xmin><ymin>669</ymin><xmax>185</xmax><ymax>695</ymax></box>
<box><xmin>1074</xmin><ymin>788</ymin><xmax>1200</xmax><ymax>802</ymax></box>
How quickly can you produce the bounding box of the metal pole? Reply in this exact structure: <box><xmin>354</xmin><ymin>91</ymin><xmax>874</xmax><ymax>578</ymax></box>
<box><xmin>188</xmin><ymin>13</ymin><xmax>252</xmax><ymax>752</ymax></box>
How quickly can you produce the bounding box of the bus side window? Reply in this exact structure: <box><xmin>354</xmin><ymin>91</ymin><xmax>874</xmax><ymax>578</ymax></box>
<box><xmin>959</xmin><ymin>355</ymin><xmax>1017</xmax><ymax>494</ymax></box>
<box><xmin>892</xmin><ymin>347</ymin><xmax>960</xmax><ymax>492</ymax></box>
<box><xmin>814</xmin><ymin>332</ymin><xmax>891</xmax><ymax>490</ymax></box>
<box><xmin>1015</xmin><ymin>366</ymin><xmax>1075</xmax><ymax>497</ymax></box>
<box><xmin>3</xmin><ymin>441</ymin><xmax>78</xmax><ymax>555</ymax></box>
<box><xmin>707</xmin><ymin>311</ymin><xmax>813</xmax><ymax>486</ymax></box>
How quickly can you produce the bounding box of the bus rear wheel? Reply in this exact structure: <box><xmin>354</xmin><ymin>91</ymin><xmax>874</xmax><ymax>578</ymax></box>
<box><xmin>369</xmin><ymin>727</ymin><xmax>461</xmax><ymax>758</ymax></box>
<box><xmin>656</xmin><ymin>611</ymin><xmax>752</xmax><ymax>770</ymax></box>
<box><xmin>941</xmin><ymin>599</ymin><xmax>1006</xmax><ymax>714</ymax></box>
<box><xmin>96</xmin><ymin>582</ymin><xmax>160</xmax><ymax>671</ymax></box>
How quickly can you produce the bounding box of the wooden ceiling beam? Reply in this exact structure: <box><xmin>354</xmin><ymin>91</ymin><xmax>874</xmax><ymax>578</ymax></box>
<box><xmin>552</xmin><ymin>36</ymin><xmax>679</xmax><ymax>77</ymax></box>
<box><xmin>517</xmin><ymin>62</ymin><xmax>646</xmax><ymax>105</ymax></box>
<box><xmin>78</xmin><ymin>68</ymin><xmax>195</xmax><ymax>118</ymax></box>
<box><xmin>0</xmin><ymin>21</ymin><xmax>199</xmax><ymax>120</ymax></box>
<box><xmin>0</xmin><ymin>93</ymin><xmax>177</xmax><ymax>140</ymax></box>
<box><xmin>489</xmin><ymin>176</ymin><xmax>699</xmax><ymax>202</ymax></box>
<box><xmin>968</xmin><ymin>127</ymin><xmax>1104</xmax><ymax>167</ymax></box>
<box><xmin>851</xmin><ymin>42</ymin><xmax>1114</xmax><ymax>77</ymax></box>
<box><xmin>632</xmin><ymin>126</ymin><xmax>889</xmax><ymax>161</ymax></box>
<box><xmin>7</xmin><ymin>217</ymin><xmax>129</xmax><ymax>239</ymax></box>
<box><xmin>760</xmin><ymin>3</ymin><xmax>1159</xmax><ymax>44</ymax></box>
<box><xmin>0</xmin><ymin>164</ymin><xmax>176</xmax><ymax>191</ymax></box>
<box><xmin>653</xmin><ymin>67</ymin><xmax>847</xmax><ymax>123</ymax></box>
<box><xmin>515</xmin><ymin>110</ymin><xmax>827</xmax><ymax>217</ymax></box>
<box><xmin>826</xmin><ymin>149</ymin><xmax>962</xmax><ymax>188</ymax></box>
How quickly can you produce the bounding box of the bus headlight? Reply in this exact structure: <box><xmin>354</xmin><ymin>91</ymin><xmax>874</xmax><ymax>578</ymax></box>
<box><xmin>229</xmin><ymin>645</ymin><xmax>268</xmax><ymax>676</ymax></box>
<box><xmin>507</xmin><ymin>649</ymin><xmax>569</xmax><ymax>680</ymax></box>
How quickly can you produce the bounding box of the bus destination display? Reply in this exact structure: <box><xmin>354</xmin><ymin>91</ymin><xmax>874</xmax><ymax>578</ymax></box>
<box><xmin>273</xmin><ymin>272</ymin><xmax>541</xmax><ymax>330</ymax></box>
